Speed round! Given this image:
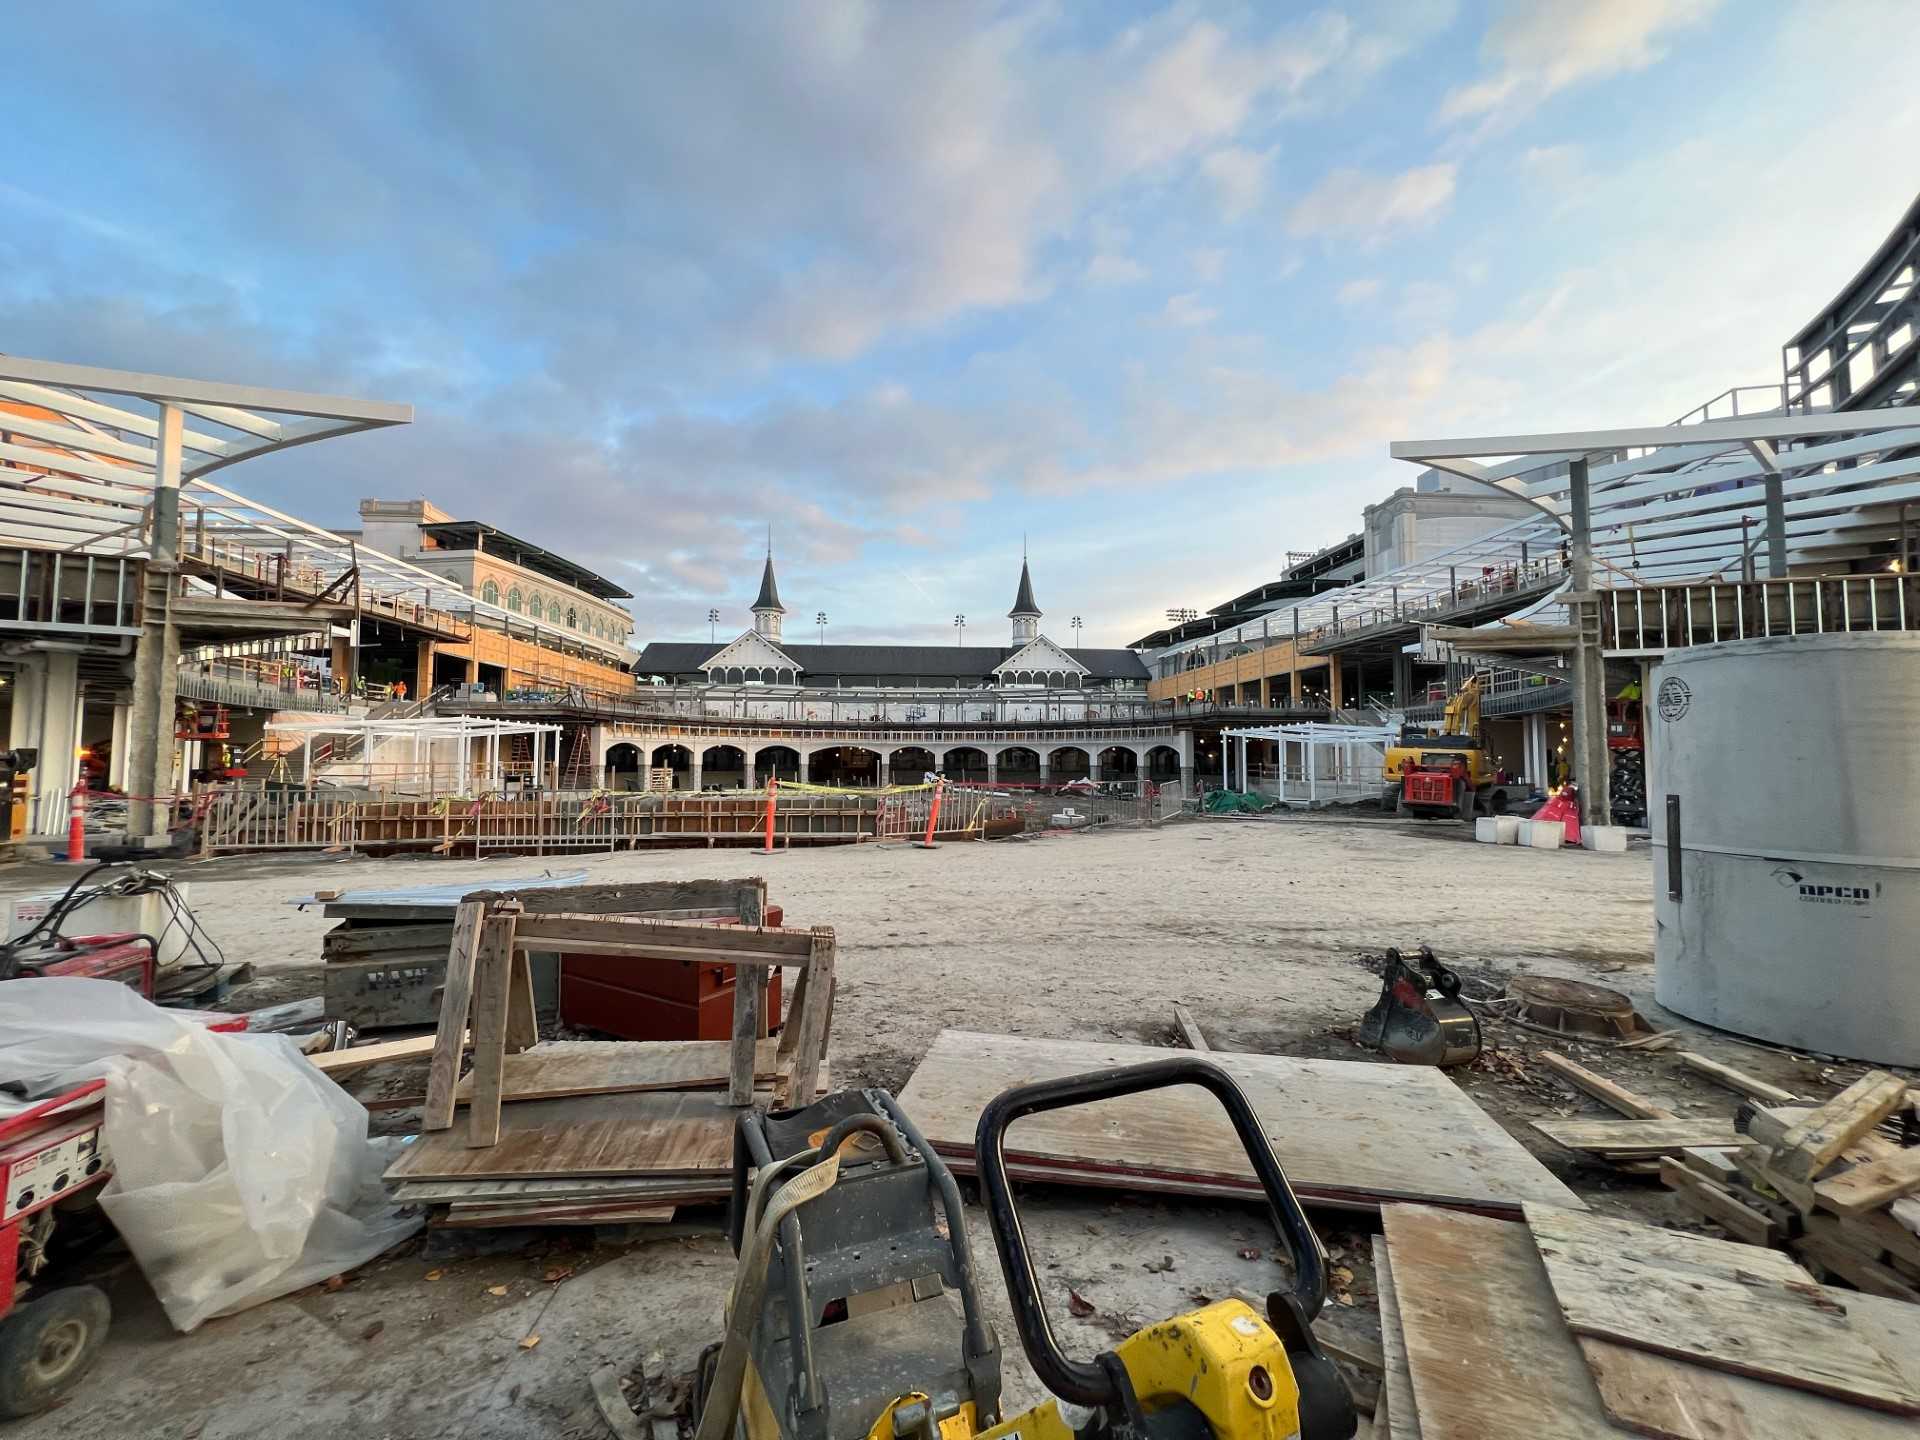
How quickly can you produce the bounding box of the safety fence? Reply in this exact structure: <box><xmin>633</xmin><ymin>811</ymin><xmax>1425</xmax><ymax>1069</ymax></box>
<box><xmin>194</xmin><ymin>777</ymin><xmax>1187</xmax><ymax>856</ymax></box>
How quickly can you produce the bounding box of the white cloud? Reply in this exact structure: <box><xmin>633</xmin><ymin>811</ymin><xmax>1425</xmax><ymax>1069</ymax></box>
<box><xmin>1200</xmin><ymin>145</ymin><xmax>1272</xmax><ymax>220</ymax></box>
<box><xmin>1189</xmin><ymin>247</ymin><xmax>1227</xmax><ymax>282</ymax></box>
<box><xmin>1162</xmin><ymin>293</ymin><xmax>1219</xmax><ymax>328</ymax></box>
<box><xmin>1085</xmin><ymin>252</ymin><xmax>1148</xmax><ymax>285</ymax></box>
<box><xmin>1336</xmin><ymin>278</ymin><xmax>1381</xmax><ymax>304</ymax></box>
<box><xmin>1439</xmin><ymin>0</ymin><xmax>1721</xmax><ymax>132</ymax></box>
<box><xmin>1285</xmin><ymin>163</ymin><xmax>1457</xmax><ymax>238</ymax></box>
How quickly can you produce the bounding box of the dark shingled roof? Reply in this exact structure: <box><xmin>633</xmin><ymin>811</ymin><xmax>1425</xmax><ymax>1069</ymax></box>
<box><xmin>1009</xmin><ymin>559</ymin><xmax>1039</xmax><ymax>617</ymax></box>
<box><xmin>632</xmin><ymin>639</ymin><xmax>1148</xmax><ymax>682</ymax></box>
<box><xmin>752</xmin><ymin>555</ymin><xmax>783</xmax><ymax>612</ymax></box>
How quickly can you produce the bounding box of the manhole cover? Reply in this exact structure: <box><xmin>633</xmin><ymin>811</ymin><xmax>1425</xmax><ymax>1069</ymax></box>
<box><xmin>1505</xmin><ymin>976</ymin><xmax>1640</xmax><ymax>1038</ymax></box>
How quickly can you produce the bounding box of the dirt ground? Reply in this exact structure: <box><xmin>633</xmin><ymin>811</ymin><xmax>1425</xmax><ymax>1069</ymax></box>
<box><xmin>0</xmin><ymin>814</ymin><xmax>1883</xmax><ymax>1439</ymax></box>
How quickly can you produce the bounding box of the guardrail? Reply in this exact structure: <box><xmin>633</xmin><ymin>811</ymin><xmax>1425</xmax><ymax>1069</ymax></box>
<box><xmin>1599</xmin><ymin>573</ymin><xmax>1917</xmax><ymax>652</ymax></box>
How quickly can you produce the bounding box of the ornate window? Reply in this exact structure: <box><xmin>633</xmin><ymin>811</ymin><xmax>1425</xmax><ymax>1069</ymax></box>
<box><xmin>528</xmin><ymin>594</ymin><xmax>544</xmax><ymax>621</ymax></box>
<box><xmin>566</xmin><ymin>606</ymin><xmax>579</xmax><ymax>629</ymax></box>
<box><xmin>507</xmin><ymin>587</ymin><xmax>524</xmax><ymax>613</ymax></box>
<box><xmin>480</xmin><ymin>579</ymin><xmax>500</xmax><ymax>606</ymax></box>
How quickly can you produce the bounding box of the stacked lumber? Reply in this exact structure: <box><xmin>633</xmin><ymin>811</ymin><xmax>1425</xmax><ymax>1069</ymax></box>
<box><xmin>379</xmin><ymin>880</ymin><xmax>838</xmax><ymax>1229</ymax></box>
<box><xmin>1373</xmin><ymin>1200</ymin><xmax>1920</xmax><ymax>1440</ymax></box>
<box><xmin>896</xmin><ymin>1030</ymin><xmax>1583</xmax><ymax>1214</ymax></box>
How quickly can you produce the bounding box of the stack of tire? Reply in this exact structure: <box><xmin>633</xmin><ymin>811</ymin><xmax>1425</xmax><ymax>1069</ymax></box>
<box><xmin>1608</xmin><ymin>748</ymin><xmax>1647</xmax><ymax>827</ymax></box>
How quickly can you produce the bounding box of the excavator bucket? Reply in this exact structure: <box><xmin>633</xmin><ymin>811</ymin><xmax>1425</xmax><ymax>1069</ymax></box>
<box><xmin>1357</xmin><ymin>947</ymin><xmax>1482</xmax><ymax>1067</ymax></box>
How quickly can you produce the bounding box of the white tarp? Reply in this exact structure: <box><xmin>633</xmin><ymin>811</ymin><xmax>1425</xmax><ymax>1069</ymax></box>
<box><xmin>0</xmin><ymin>978</ymin><xmax>418</xmax><ymax>1331</ymax></box>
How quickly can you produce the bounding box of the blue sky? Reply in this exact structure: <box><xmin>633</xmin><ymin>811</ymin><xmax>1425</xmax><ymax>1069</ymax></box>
<box><xmin>5</xmin><ymin>1</ymin><xmax>1916</xmax><ymax>647</ymax></box>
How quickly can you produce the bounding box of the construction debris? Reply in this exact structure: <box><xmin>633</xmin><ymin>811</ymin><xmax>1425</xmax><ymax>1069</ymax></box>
<box><xmin>1375</xmin><ymin>1200</ymin><xmax>1920</xmax><ymax>1440</ymax></box>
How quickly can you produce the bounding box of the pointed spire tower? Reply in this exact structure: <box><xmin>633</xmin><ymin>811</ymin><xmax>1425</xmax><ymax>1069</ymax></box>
<box><xmin>751</xmin><ymin>531</ymin><xmax>785</xmax><ymax>643</ymax></box>
<box><xmin>1008</xmin><ymin>546</ymin><xmax>1041</xmax><ymax>645</ymax></box>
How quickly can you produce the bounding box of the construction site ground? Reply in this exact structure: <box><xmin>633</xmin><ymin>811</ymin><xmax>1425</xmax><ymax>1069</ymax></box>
<box><xmin>3</xmin><ymin>814</ymin><xmax>1864</xmax><ymax>1440</ymax></box>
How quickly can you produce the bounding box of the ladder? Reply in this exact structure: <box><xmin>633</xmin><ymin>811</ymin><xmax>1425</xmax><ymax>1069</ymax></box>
<box><xmin>562</xmin><ymin>725</ymin><xmax>593</xmax><ymax>790</ymax></box>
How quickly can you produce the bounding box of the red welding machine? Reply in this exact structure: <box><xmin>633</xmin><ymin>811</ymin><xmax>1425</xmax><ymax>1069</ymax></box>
<box><xmin>0</xmin><ymin>935</ymin><xmax>155</xmax><ymax>998</ymax></box>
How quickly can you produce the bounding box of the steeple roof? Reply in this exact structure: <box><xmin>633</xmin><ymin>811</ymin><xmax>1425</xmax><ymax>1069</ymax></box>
<box><xmin>1008</xmin><ymin>557</ymin><xmax>1040</xmax><ymax>617</ymax></box>
<box><xmin>752</xmin><ymin>553</ymin><xmax>784</xmax><ymax>612</ymax></box>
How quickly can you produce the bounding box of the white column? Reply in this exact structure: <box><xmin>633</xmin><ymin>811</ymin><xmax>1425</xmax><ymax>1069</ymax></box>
<box><xmin>107</xmin><ymin>702</ymin><xmax>131</xmax><ymax>789</ymax></box>
<box><xmin>1220</xmin><ymin>738</ymin><xmax>1229</xmax><ymax>790</ymax></box>
<box><xmin>986</xmin><ymin>750</ymin><xmax>998</xmax><ymax>785</ymax></box>
<box><xmin>28</xmin><ymin>652</ymin><xmax>84</xmax><ymax>835</ymax></box>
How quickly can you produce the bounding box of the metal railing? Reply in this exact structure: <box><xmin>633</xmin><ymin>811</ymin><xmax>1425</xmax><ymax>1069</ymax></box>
<box><xmin>0</xmin><ymin>545</ymin><xmax>140</xmax><ymax>635</ymax></box>
<box><xmin>176</xmin><ymin>664</ymin><xmax>346</xmax><ymax>714</ymax></box>
<box><xmin>1599</xmin><ymin>573</ymin><xmax>1918</xmax><ymax>653</ymax></box>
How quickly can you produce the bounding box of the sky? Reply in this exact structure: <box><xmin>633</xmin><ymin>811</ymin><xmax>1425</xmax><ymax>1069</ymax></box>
<box><xmin>5</xmin><ymin>0</ymin><xmax>1917</xmax><ymax>649</ymax></box>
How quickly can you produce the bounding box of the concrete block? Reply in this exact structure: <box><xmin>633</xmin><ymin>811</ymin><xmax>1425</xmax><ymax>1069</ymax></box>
<box><xmin>1526</xmin><ymin>820</ymin><xmax>1565</xmax><ymax>850</ymax></box>
<box><xmin>1474</xmin><ymin>817</ymin><xmax>1500</xmax><ymax>843</ymax></box>
<box><xmin>1494</xmin><ymin>815</ymin><xmax>1522</xmax><ymax>845</ymax></box>
<box><xmin>1582</xmin><ymin>824</ymin><xmax>1628</xmax><ymax>853</ymax></box>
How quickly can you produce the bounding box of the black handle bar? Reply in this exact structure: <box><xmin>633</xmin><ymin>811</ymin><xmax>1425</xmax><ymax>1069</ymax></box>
<box><xmin>973</xmin><ymin>1057</ymin><xmax>1328</xmax><ymax>1408</ymax></box>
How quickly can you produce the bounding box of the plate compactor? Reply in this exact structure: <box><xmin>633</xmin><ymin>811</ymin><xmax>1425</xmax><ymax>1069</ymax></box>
<box><xmin>695</xmin><ymin>1057</ymin><xmax>1356</xmax><ymax>1440</ymax></box>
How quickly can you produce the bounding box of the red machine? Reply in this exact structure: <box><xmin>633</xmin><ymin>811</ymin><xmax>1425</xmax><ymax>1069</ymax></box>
<box><xmin>0</xmin><ymin>934</ymin><xmax>156</xmax><ymax>997</ymax></box>
<box><xmin>0</xmin><ymin>1082</ymin><xmax>113</xmax><ymax>1417</ymax></box>
<box><xmin>558</xmin><ymin>907</ymin><xmax>784</xmax><ymax>1042</ymax></box>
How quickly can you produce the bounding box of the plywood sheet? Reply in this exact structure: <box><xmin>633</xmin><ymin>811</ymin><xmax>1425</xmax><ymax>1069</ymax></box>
<box><xmin>1524</xmin><ymin>1203</ymin><xmax>1920</xmax><ymax>1414</ymax></box>
<box><xmin>1372</xmin><ymin>1235</ymin><xmax>1421</xmax><ymax>1440</ymax></box>
<box><xmin>1532</xmin><ymin>1118</ymin><xmax>1752</xmax><ymax>1157</ymax></box>
<box><xmin>1382</xmin><ymin>1204</ymin><xmax>1616</xmax><ymax>1440</ymax></box>
<box><xmin>450</xmin><ymin>1039</ymin><xmax>784</xmax><ymax>1104</ymax></box>
<box><xmin>385</xmin><ymin>1089</ymin><xmax>742</xmax><ymax>1182</ymax></box>
<box><xmin>895</xmin><ymin>1031</ymin><xmax>1581</xmax><ymax>1213</ymax></box>
<box><xmin>1580</xmin><ymin>1338</ymin><xmax>1917</xmax><ymax>1440</ymax></box>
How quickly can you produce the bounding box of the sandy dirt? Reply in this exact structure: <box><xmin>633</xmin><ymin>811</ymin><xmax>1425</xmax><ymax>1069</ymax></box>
<box><xmin>0</xmin><ymin>815</ymin><xmax>1882</xmax><ymax>1439</ymax></box>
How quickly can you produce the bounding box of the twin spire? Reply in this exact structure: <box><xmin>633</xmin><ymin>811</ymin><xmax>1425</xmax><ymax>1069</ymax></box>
<box><xmin>747</xmin><ymin>534</ymin><xmax>1043</xmax><ymax>647</ymax></box>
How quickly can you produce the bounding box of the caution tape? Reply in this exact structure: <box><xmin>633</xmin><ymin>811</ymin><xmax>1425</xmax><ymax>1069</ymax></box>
<box><xmin>772</xmin><ymin>780</ymin><xmax>936</xmax><ymax>797</ymax></box>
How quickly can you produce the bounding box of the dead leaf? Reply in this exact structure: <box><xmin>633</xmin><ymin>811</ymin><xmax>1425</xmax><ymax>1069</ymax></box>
<box><xmin>361</xmin><ymin>1321</ymin><xmax>385</xmax><ymax>1341</ymax></box>
<box><xmin>519</xmin><ymin>1333</ymin><xmax>541</xmax><ymax>1350</ymax></box>
<box><xmin>1067</xmin><ymin>1290</ymin><xmax>1095</xmax><ymax>1318</ymax></box>
<box><xmin>542</xmin><ymin>1265</ymin><xmax>574</xmax><ymax>1283</ymax></box>
<box><xmin>487</xmin><ymin>1285</ymin><xmax>509</xmax><ymax>1297</ymax></box>
<box><xmin>1237</xmin><ymin>1247</ymin><xmax>1261</xmax><ymax>1260</ymax></box>
<box><xmin>322</xmin><ymin>1275</ymin><xmax>346</xmax><ymax>1293</ymax></box>
<box><xmin>425</xmin><ymin>1269</ymin><xmax>445</xmax><ymax>1281</ymax></box>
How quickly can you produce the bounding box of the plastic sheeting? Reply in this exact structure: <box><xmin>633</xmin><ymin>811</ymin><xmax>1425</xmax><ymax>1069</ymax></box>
<box><xmin>0</xmin><ymin>977</ymin><xmax>419</xmax><ymax>1331</ymax></box>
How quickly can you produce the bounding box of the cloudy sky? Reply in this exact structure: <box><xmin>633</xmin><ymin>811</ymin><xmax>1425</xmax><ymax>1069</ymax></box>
<box><xmin>7</xmin><ymin>0</ymin><xmax>1916</xmax><ymax>648</ymax></box>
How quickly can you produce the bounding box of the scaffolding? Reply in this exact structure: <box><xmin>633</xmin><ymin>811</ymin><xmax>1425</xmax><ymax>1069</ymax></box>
<box><xmin>1221</xmin><ymin>723</ymin><xmax>1395</xmax><ymax>808</ymax></box>
<box><xmin>264</xmin><ymin>715</ymin><xmax>565</xmax><ymax>793</ymax></box>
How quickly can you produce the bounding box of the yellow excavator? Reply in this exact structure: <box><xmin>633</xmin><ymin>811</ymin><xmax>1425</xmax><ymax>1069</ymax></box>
<box><xmin>695</xmin><ymin>1059</ymin><xmax>1357</xmax><ymax>1440</ymax></box>
<box><xmin>1382</xmin><ymin>673</ymin><xmax>1522</xmax><ymax>820</ymax></box>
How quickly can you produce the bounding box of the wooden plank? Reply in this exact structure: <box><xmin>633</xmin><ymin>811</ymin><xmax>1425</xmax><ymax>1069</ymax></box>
<box><xmin>309</xmin><ymin>1031</ymin><xmax>461</xmax><ymax>1075</ymax></box>
<box><xmin>503</xmin><ymin>950</ymin><xmax>538</xmax><ymax>1053</ymax></box>
<box><xmin>1533</xmin><ymin>1118</ymin><xmax>1751</xmax><ymax>1157</ymax></box>
<box><xmin>1579</xmin><ymin>1338</ymin><xmax>1917</xmax><ymax>1440</ymax></box>
<box><xmin>510</xmin><ymin>913</ymin><xmax>822</xmax><ymax>962</ymax></box>
<box><xmin>387</xmin><ymin>1089</ymin><xmax>745</xmax><ymax>1181</ymax></box>
<box><xmin>1814</xmin><ymin>1145</ymin><xmax>1920</xmax><ymax>1217</ymax></box>
<box><xmin>393</xmin><ymin>1174</ymin><xmax>728</xmax><ymax>1206</ymax></box>
<box><xmin>782</xmin><ymin>931</ymin><xmax>835</xmax><ymax>1109</ymax></box>
<box><xmin>442</xmin><ymin>1203</ymin><xmax>677</xmax><ymax>1229</ymax></box>
<box><xmin>1657</xmin><ymin>1158</ymin><xmax>1782</xmax><ymax>1246</ymax></box>
<box><xmin>898</xmin><ymin>1031</ymin><xmax>1581</xmax><ymax>1214</ymax></box>
<box><xmin>729</xmin><ymin>889</ymin><xmax>764</xmax><ymax>1105</ymax></box>
<box><xmin>1538</xmin><ymin>1051</ymin><xmax>1671</xmax><ymax>1119</ymax></box>
<box><xmin>450</xmin><ymin>1039</ymin><xmax>797</xmax><ymax>1104</ymax></box>
<box><xmin>1371</xmin><ymin>1237</ymin><xmax>1420</xmax><ymax>1440</ymax></box>
<box><xmin>1383</xmin><ymin>1204</ymin><xmax>1615</xmax><ymax>1440</ymax></box>
<box><xmin>1773</xmin><ymin>1071</ymin><xmax>1909</xmax><ymax>1182</ymax></box>
<box><xmin>1172</xmin><ymin>1003</ymin><xmax>1211</xmax><ymax>1051</ymax></box>
<box><xmin>1524</xmin><ymin>1202</ymin><xmax>1920</xmax><ymax>1414</ymax></box>
<box><xmin>422</xmin><ymin>899</ymin><xmax>485</xmax><ymax>1131</ymax></box>
<box><xmin>1796</xmin><ymin>1220</ymin><xmax>1920</xmax><ymax>1303</ymax></box>
<box><xmin>1677</xmin><ymin>1052</ymin><xmax>1800</xmax><ymax>1106</ymax></box>
<box><xmin>465</xmin><ymin>912</ymin><xmax>517</xmax><ymax>1148</ymax></box>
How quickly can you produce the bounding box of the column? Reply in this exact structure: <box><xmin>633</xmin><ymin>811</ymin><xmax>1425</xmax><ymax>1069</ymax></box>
<box><xmin>415</xmin><ymin>639</ymin><xmax>435</xmax><ymax>699</ymax></box>
<box><xmin>126</xmin><ymin>404</ymin><xmax>184</xmax><ymax>842</ymax></box>
<box><xmin>1038</xmin><ymin>750</ymin><xmax>1051</xmax><ymax>782</ymax></box>
<box><xmin>107</xmin><ymin>701</ymin><xmax>131</xmax><ymax>790</ymax></box>
<box><xmin>1327</xmin><ymin>661</ymin><xmax>1344</xmax><ymax>709</ymax></box>
<box><xmin>690</xmin><ymin>752</ymin><xmax>704</xmax><ymax>793</ymax></box>
<box><xmin>1289</xmin><ymin>666</ymin><xmax>1302</xmax><ymax>705</ymax></box>
<box><xmin>986</xmin><ymin>751</ymin><xmax>998</xmax><ymax>786</ymax></box>
<box><xmin>32</xmin><ymin>652</ymin><xmax>84</xmax><ymax>835</ymax></box>
<box><xmin>1178</xmin><ymin>730</ymin><xmax>1194</xmax><ymax>794</ymax></box>
<box><xmin>877</xmin><ymin>754</ymin><xmax>889</xmax><ymax>788</ymax></box>
<box><xmin>1566</xmin><ymin>457</ymin><xmax>1612</xmax><ymax>826</ymax></box>
<box><xmin>1258</xmin><ymin>675</ymin><xmax>1271</xmax><ymax>707</ymax></box>
<box><xmin>745</xmin><ymin>749</ymin><xmax>758</xmax><ymax>790</ymax></box>
<box><xmin>1391</xmin><ymin>652</ymin><xmax>1412</xmax><ymax>707</ymax></box>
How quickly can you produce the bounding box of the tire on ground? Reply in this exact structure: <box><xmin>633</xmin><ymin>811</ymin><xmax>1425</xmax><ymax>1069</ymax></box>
<box><xmin>0</xmin><ymin>1285</ymin><xmax>111</xmax><ymax>1419</ymax></box>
